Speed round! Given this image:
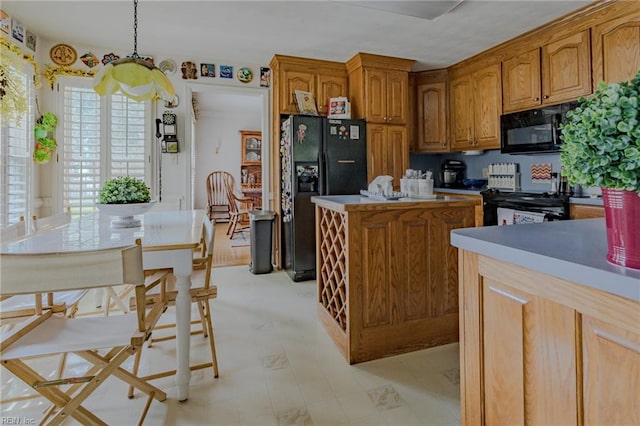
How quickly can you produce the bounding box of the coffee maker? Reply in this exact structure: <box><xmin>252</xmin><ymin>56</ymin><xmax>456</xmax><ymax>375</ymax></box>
<box><xmin>440</xmin><ymin>159</ymin><xmax>466</xmax><ymax>188</ymax></box>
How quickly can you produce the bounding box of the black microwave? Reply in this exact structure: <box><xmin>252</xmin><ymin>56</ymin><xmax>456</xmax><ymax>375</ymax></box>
<box><xmin>500</xmin><ymin>101</ymin><xmax>579</xmax><ymax>154</ymax></box>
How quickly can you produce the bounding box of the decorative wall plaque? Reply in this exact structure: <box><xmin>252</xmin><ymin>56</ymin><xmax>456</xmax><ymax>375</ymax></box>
<box><xmin>50</xmin><ymin>43</ymin><xmax>77</xmax><ymax>66</ymax></box>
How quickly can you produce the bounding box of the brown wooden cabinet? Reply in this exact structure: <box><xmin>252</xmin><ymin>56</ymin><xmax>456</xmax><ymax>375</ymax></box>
<box><xmin>315</xmin><ymin>197</ymin><xmax>476</xmax><ymax>364</ymax></box>
<box><xmin>269</xmin><ymin>55</ymin><xmax>348</xmax><ymax>116</ymax></box>
<box><xmin>459</xmin><ymin>252</ymin><xmax>639</xmax><ymax>425</ymax></box>
<box><xmin>362</xmin><ymin>68</ymin><xmax>409</xmax><ymax>125</ymax></box>
<box><xmin>347</xmin><ymin>53</ymin><xmax>414</xmax><ymax>188</ymax></box>
<box><xmin>592</xmin><ymin>7</ymin><xmax>640</xmax><ymax>85</ymax></box>
<box><xmin>570</xmin><ymin>203</ymin><xmax>604</xmax><ymax>219</ymax></box>
<box><xmin>367</xmin><ymin>124</ymin><xmax>408</xmax><ymax>187</ymax></box>
<box><xmin>239</xmin><ymin>130</ymin><xmax>262</xmax><ymax>189</ymax></box>
<box><xmin>450</xmin><ymin>62</ymin><xmax>501</xmax><ymax>151</ymax></box>
<box><xmin>416</xmin><ymin>80</ymin><xmax>448</xmax><ymax>152</ymax></box>
<box><xmin>503</xmin><ymin>30</ymin><xmax>592</xmax><ymax>113</ymax></box>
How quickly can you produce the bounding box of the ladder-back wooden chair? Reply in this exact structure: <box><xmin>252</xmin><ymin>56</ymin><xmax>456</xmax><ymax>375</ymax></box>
<box><xmin>206</xmin><ymin>171</ymin><xmax>234</xmax><ymax>223</ymax></box>
<box><xmin>224</xmin><ymin>177</ymin><xmax>254</xmax><ymax>238</ymax></box>
<box><xmin>130</xmin><ymin>217</ymin><xmax>219</xmax><ymax>392</ymax></box>
<box><xmin>0</xmin><ymin>241</ymin><xmax>168</xmax><ymax>425</ymax></box>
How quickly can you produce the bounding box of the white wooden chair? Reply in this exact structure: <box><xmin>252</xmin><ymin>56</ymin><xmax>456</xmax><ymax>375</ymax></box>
<box><xmin>0</xmin><ymin>216</ymin><xmax>26</xmax><ymax>242</ymax></box>
<box><xmin>31</xmin><ymin>207</ymin><xmax>72</xmax><ymax>232</ymax></box>
<box><xmin>130</xmin><ymin>217</ymin><xmax>219</xmax><ymax>391</ymax></box>
<box><xmin>0</xmin><ymin>241</ymin><xmax>168</xmax><ymax>425</ymax></box>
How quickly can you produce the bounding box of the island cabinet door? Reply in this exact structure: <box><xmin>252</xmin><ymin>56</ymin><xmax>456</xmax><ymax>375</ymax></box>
<box><xmin>581</xmin><ymin>316</ymin><xmax>640</xmax><ymax>425</ymax></box>
<box><xmin>480</xmin><ymin>279</ymin><xmax>578</xmax><ymax>425</ymax></box>
<box><xmin>352</xmin><ymin>206</ymin><xmax>473</xmax><ymax>362</ymax></box>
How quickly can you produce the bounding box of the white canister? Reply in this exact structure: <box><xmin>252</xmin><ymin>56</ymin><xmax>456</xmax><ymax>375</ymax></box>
<box><xmin>400</xmin><ymin>178</ymin><xmax>409</xmax><ymax>195</ymax></box>
<box><xmin>419</xmin><ymin>179</ymin><xmax>434</xmax><ymax>197</ymax></box>
<box><xmin>408</xmin><ymin>179</ymin><xmax>419</xmax><ymax>197</ymax></box>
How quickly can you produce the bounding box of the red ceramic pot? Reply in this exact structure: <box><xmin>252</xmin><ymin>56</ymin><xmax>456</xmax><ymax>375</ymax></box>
<box><xmin>602</xmin><ymin>188</ymin><xmax>640</xmax><ymax>269</ymax></box>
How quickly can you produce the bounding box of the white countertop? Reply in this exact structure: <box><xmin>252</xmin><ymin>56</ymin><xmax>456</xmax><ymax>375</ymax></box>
<box><xmin>451</xmin><ymin>218</ymin><xmax>640</xmax><ymax>302</ymax></box>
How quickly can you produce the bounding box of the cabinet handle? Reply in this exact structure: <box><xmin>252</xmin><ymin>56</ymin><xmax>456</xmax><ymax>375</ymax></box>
<box><xmin>533</xmin><ymin>97</ymin><xmax>540</xmax><ymax>101</ymax></box>
<box><xmin>383</xmin><ymin>116</ymin><xmax>387</xmax><ymax>121</ymax></box>
<box><xmin>543</xmin><ymin>95</ymin><xmax>549</xmax><ymax>99</ymax></box>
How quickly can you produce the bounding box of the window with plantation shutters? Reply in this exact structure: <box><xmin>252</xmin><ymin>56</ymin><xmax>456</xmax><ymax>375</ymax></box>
<box><xmin>0</xmin><ymin>65</ymin><xmax>34</xmax><ymax>227</ymax></box>
<box><xmin>58</xmin><ymin>78</ymin><xmax>150</xmax><ymax>216</ymax></box>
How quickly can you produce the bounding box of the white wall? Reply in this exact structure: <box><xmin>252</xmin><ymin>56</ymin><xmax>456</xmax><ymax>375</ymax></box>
<box><xmin>20</xmin><ymin>35</ymin><xmax>271</xmax><ymax>215</ymax></box>
<box><xmin>193</xmin><ymin>111</ymin><xmax>261</xmax><ymax>210</ymax></box>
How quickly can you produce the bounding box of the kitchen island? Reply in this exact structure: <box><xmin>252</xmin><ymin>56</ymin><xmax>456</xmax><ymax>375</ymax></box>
<box><xmin>451</xmin><ymin>219</ymin><xmax>639</xmax><ymax>425</ymax></box>
<box><xmin>311</xmin><ymin>194</ymin><xmax>476</xmax><ymax>364</ymax></box>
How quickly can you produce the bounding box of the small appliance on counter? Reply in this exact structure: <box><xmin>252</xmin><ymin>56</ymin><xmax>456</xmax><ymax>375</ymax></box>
<box><xmin>440</xmin><ymin>159</ymin><xmax>466</xmax><ymax>188</ymax></box>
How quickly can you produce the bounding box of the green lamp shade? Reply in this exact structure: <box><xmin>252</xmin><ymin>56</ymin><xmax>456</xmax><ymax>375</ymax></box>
<box><xmin>93</xmin><ymin>58</ymin><xmax>176</xmax><ymax>102</ymax></box>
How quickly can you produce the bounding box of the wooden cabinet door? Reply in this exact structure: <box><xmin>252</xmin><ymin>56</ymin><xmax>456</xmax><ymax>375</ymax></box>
<box><xmin>592</xmin><ymin>10</ymin><xmax>640</xmax><ymax>84</ymax></box>
<box><xmin>473</xmin><ymin>63</ymin><xmax>501</xmax><ymax>150</ymax></box>
<box><xmin>570</xmin><ymin>204</ymin><xmax>605</xmax><ymax>219</ymax></box>
<box><xmin>582</xmin><ymin>315</ymin><xmax>640</xmax><ymax>425</ymax></box>
<box><xmin>416</xmin><ymin>82</ymin><xmax>448</xmax><ymax>152</ymax></box>
<box><xmin>450</xmin><ymin>75</ymin><xmax>473</xmax><ymax>151</ymax></box>
<box><xmin>364</xmin><ymin>69</ymin><xmax>387</xmax><ymax>124</ymax></box>
<box><xmin>386</xmin><ymin>70</ymin><xmax>408</xmax><ymax>124</ymax></box>
<box><xmin>482</xmin><ymin>280</ymin><xmax>578</xmax><ymax>425</ymax></box>
<box><xmin>387</xmin><ymin>125</ymin><xmax>408</xmax><ymax>189</ymax></box>
<box><xmin>281</xmin><ymin>69</ymin><xmax>315</xmax><ymax>114</ymax></box>
<box><xmin>502</xmin><ymin>48</ymin><xmax>542</xmax><ymax>113</ymax></box>
<box><xmin>367</xmin><ymin>124</ymin><xmax>386</xmax><ymax>182</ymax></box>
<box><xmin>542</xmin><ymin>30</ymin><xmax>592</xmax><ymax>104</ymax></box>
<box><xmin>366</xmin><ymin>125</ymin><xmax>407</xmax><ymax>188</ymax></box>
<box><xmin>317</xmin><ymin>73</ymin><xmax>348</xmax><ymax>116</ymax></box>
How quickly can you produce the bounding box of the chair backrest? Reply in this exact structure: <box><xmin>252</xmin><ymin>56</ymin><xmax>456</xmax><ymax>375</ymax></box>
<box><xmin>224</xmin><ymin>177</ymin><xmax>251</xmax><ymax>213</ymax></box>
<box><xmin>201</xmin><ymin>218</ymin><xmax>216</xmax><ymax>289</ymax></box>
<box><xmin>0</xmin><ymin>244</ymin><xmax>144</xmax><ymax>296</ymax></box>
<box><xmin>0</xmin><ymin>216</ymin><xmax>26</xmax><ymax>242</ymax></box>
<box><xmin>32</xmin><ymin>207</ymin><xmax>71</xmax><ymax>232</ymax></box>
<box><xmin>206</xmin><ymin>171</ymin><xmax>234</xmax><ymax>209</ymax></box>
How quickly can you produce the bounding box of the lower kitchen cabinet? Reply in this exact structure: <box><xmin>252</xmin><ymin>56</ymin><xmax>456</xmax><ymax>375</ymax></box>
<box><xmin>459</xmin><ymin>252</ymin><xmax>639</xmax><ymax>425</ymax></box>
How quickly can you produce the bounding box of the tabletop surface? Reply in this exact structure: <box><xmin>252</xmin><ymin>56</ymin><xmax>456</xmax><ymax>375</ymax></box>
<box><xmin>1</xmin><ymin>210</ymin><xmax>205</xmax><ymax>254</ymax></box>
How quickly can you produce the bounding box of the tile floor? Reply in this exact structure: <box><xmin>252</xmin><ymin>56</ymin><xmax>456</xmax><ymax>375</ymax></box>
<box><xmin>1</xmin><ymin>266</ymin><xmax>461</xmax><ymax>425</ymax></box>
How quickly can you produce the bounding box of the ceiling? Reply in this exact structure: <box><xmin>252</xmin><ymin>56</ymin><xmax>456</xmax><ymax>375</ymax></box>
<box><xmin>5</xmin><ymin>1</ymin><xmax>591</xmax><ymax>71</ymax></box>
<box><xmin>4</xmin><ymin>0</ymin><xmax>591</xmax><ymax>113</ymax></box>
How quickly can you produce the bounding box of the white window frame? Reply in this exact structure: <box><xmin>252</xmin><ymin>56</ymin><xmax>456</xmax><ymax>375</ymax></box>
<box><xmin>54</xmin><ymin>77</ymin><xmax>155</xmax><ymax>215</ymax></box>
<box><xmin>0</xmin><ymin>61</ymin><xmax>35</xmax><ymax>226</ymax></box>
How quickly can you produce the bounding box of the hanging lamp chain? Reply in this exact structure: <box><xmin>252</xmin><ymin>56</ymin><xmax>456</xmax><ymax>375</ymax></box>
<box><xmin>132</xmin><ymin>0</ymin><xmax>139</xmax><ymax>58</ymax></box>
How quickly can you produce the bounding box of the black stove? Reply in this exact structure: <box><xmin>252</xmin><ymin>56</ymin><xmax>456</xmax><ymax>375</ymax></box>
<box><xmin>481</xmin><ymin>190</ymin><xmax>570</xmax><ymax>226</ymax></box>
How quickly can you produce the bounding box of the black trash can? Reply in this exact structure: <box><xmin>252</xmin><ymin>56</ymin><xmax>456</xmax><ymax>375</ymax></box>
<box><xmin>249</xmin><ymin>210</ymin><xmax>275</xmax><ymax>274</ymax></box>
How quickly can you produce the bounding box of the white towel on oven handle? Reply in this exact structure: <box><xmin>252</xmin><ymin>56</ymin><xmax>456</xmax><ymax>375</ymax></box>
<box><xmin>513</xmin><ymin>210</ymin><xmax>546</xmax><ymax>224</ymax></box>
<box><xmin>497</xmin><ymin>208</ymin><xmax>515</xmax><ymax>226</ymax></box>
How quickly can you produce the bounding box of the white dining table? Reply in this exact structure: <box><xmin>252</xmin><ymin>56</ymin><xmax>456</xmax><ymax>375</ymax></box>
<box><xmin>0</xmin><ymin>209</ymin><xmax>205</xmax><ymax>401</ymax></box>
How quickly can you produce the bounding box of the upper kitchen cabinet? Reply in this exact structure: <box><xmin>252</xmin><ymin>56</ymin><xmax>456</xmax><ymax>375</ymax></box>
<box><xmin>367</xmin><ymin>124</ymin><xmax>408</xmax><ymax>186</ymax></box>
<box><xmin>502</xmin><ymin>30</ymin><xmax>592</xmax><ymax>113</ymax></box>
<box><xmin>270</xmin><ymin>55</ymin><xmax>348</xmax><ymax>116</ymax></box>
<box><xmin>592</xmin><ymin>6</ymin><xmax>640</xmax><ymax>85</ymax></box>
<box><xmin>450</xmin><ymin>62</ymin><xmax>501</xmax><ymax>151</ymax></box>
<box><xmin>414</xmin><ymin>70</ymin><xmax>449</xmax><ymax>153</ymax></box>
<box><xmin>346</xmin><ymin>53</ymin><xmax>414</xmax><ymax>125</ymax></box>
<box><xmin>347</xmin><ymin>53</ymin><xmax>414</xmax><ymax>188</ymax></box>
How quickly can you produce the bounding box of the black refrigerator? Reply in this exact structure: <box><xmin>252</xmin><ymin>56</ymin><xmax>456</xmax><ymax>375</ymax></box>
<box><xmin>280</xmin><ymin>115</ymin><xmax>367</xmax><ymax>282</ymax></box>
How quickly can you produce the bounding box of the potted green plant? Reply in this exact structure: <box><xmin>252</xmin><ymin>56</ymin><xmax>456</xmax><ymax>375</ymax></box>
<box><xmin>560</xmin><ymin>69</ymin><xmax>640</xmax><ymax>269</ymax></box>
<box><xmin>97</xmin><ymin>176</ymin><xmax>155</xmax><ymax>228</ymax></box>
<box><xmin>33</xmin><ymin>112</ymin><xmax>58</xmax><ymax>164</ymax></box>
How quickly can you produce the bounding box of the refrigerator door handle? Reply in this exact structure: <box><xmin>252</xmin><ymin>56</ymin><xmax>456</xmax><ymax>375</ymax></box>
<box><xmin>337</xmin><ymin>160</ymin><xmax>355</xmax><ymax>164</ymax></box>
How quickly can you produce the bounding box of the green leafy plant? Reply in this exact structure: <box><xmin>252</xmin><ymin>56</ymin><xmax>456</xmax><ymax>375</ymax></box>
<box><xmin>99</xmin><ymin>176</ymin><xmax>151</xmax><ymax>204</ymax></box>
<box><xmin>560</xmin><ymin>69</ymin><xmax>640</xmax><ymax>193</ymax></box>
<box><xmin>33</xmin><ymin>112</ymin><xmax>58</xmax><ymax>164</ymax></box>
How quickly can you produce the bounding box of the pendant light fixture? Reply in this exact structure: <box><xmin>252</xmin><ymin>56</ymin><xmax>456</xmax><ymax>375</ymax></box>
<box><xmin>93</xmin><ymin>0</ymin><xmax>175</xmax><ymax>102</ymax></box>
